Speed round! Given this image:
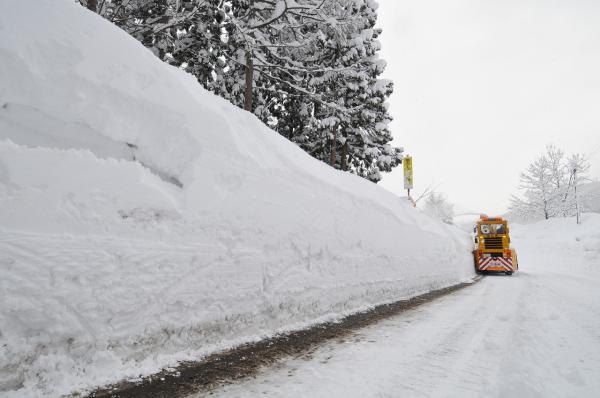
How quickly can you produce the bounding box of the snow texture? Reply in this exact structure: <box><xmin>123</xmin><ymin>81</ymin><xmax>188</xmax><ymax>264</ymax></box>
<box><xmin>0</xmin><ymin>1</ymin><xmax>472</xmax><ymax>396</ymax></box>
<box><xmin>202</xmin><ymin>214</ymin><xmax>600</xmax><ymax>398</ymax></box>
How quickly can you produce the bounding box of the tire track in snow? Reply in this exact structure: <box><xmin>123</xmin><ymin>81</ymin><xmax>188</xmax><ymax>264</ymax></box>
<box><xmin>383</xmin><ymin>277</ymin><xmax>518</xmax><ymax>397</ymax></box>
<box><xmin>203</xmin><ymin>263</ymin><xmax>600</xmax><ymax>398</ymax></box>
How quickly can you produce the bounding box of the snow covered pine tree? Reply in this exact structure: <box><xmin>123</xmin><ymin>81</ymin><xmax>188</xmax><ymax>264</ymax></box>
<box><xmin>81</xmin><ymin>0</ymin><xmax>402</xmax><ymax>182</ymax></box>
<box><xmin>286</xmin><ymin>0</ymin><xmax>401</xmax><ymax>182</ymax></box>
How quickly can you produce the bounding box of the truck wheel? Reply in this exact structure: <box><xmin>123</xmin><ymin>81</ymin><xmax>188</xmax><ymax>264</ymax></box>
<box><xmin>505</xmin><ymin>271</ymin><xmax>513</xmax><ymax>276</ymax></box>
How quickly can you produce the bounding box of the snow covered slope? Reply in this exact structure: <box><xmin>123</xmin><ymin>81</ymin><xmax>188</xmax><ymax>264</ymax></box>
<box><xmin>581</xmin><ymin>181</ymin><xmax>600</xmax><ymax>213</ymax></box>
<box><xmin>512</xmin><ymin>212</ymin><xmax>600</xmax><ymax>273</ymax></box>
<box><xmin>0</xmin><ymin>1</ymin><xmax>473</xmax><ymax>396</ymax></box>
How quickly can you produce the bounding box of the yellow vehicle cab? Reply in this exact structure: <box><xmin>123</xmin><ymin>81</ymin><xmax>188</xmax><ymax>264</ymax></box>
<box><xmin>472</xmin><ymin>215</ymin><xmax>518</xmax><ymax>275</ymax></box>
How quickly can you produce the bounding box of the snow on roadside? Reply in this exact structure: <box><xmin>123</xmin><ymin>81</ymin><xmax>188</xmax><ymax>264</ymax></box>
<box><xmin>511</xmin><ymin>213</ymin><xmax>600</xmax><ymax>276</ymax></box>
<box><xmin>0</xmin><ymin>1</ymin><xmax>473</xmax><ymax>397</ymax></box>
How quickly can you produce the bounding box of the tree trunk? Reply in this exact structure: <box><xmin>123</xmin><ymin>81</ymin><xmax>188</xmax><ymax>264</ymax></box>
<box><xmin>329</xmin><ymin>128</ymin><xmax>337</xmax><ymax>168</ymax></box>
<box><xmin>244</xmin><ymin>50</ymin><xmax>253</xmax><ymax>112</ymax></box>
<box><xmin>87</xmin><ymin>0</ymin><xmax>97</xmax><ymax>12</ymax></box>
<box><xmin>341</xmin><ymin>139</ymin><xmax>348</xmax><ymax>171</ymax></box>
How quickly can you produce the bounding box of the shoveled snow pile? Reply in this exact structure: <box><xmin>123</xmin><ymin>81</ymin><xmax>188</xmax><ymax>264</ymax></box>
<box><xmin>0</xmin><ymin>1</ymin><xmax>473</xmax><ymax>396</ymax></box>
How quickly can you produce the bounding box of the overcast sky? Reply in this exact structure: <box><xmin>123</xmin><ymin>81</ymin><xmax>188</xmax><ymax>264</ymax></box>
<box><xmin>377</xmin><ymin>0</ymin><xmax>600</xmax><ymax>215</ymax></box>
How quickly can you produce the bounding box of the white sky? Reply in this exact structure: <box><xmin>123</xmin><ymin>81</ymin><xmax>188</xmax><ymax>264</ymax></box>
<box><xmin>377</xmin><ymin>0</ymin><xmax>600</xmax><ymax>215</ymax></box>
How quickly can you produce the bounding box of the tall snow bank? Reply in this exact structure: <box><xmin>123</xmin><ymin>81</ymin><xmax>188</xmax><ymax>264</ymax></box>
<box><xmin>0</xmin><ymin>1</ymin><xmax>473</xmax><ymax>396</ymax></box>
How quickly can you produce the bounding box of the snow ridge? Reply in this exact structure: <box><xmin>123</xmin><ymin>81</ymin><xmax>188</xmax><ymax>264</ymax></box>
<box><xmin>0</xmin><ymin>1</ymin><xmax>473</xmax><ymax>396</ymax></box>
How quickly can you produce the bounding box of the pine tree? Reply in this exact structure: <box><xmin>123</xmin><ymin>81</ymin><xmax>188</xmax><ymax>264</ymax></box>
<box><xmin>275</xmin><ymin>0</ymin><xmax>401</xmax><ymax>182</ymax></box>
<box><xmin>80</xmin><ymin>0</ymin><xmax>403</xmax><ymax>183</ymax></box>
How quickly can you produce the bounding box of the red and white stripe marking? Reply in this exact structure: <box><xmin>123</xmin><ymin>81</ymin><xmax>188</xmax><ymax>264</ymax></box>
<box><xmin>478</xmin><ymin>256</ymin><xmax>514</xmax><ymax>271</ymax></box>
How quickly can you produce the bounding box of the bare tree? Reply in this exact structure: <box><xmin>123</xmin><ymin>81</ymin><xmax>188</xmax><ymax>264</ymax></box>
<box><xmin>564</xmin><ymin>153</ymin><xmax>591</xmax><ymax>223</ymax></box>
<box><xmin>423</xmin><ymin>192</ymin><xmax>455</xmax><ymax>224</ymax></box>
<box><xmin>509</xmin><ymin>145</ymin><xmax>592</xmax><ymax>221</ymax></box>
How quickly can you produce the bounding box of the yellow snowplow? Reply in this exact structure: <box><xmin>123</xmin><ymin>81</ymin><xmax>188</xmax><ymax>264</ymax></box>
<box><xmin>472</xmin><ymin>216</ymin><xmax>518</xmax><ymax>275</ymax></box>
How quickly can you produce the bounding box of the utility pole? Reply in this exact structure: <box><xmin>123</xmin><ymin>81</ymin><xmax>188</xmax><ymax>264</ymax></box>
<box><xmin>573</xmin><ymin>167</ymin><xmax>580</xmax><ymax>224</ymax></box>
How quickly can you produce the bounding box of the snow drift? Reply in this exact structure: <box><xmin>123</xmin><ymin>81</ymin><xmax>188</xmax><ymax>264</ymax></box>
<box><xmin>511</xmin><ymin>212</ymin><xmax>600</xmax><ymax>275</ymax></box>
<box><xmin>580</xmin><ymin>181</ymin><xmax>600</xmax><ymax>213</ymax></box>
<box><xmin>0</xmin><ymin>1</ymin><xmax>473</xmax><ymax>396</ymax></box>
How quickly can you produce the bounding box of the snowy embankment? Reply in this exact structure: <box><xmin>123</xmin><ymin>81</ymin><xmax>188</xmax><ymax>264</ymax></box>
<box><xmin>0</xmin><ymin>1</ymin><xmax>473</xmax><ymax>396</ymax></box>
<box><xmin>205</xmin><ymin>214</ymin><xmax>600</xmax><ymax>398</ymax></box>
<box><xmin>511</xmin><ymin>212</ymin><xmax>600</xmax><ymax>275</ymax></box>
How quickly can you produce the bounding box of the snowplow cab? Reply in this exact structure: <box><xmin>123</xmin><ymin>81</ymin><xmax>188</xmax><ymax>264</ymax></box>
<box><xmin>472</xmin><ymin>215</ymin><xmax>518</xmax><ymax>275</ymax></box>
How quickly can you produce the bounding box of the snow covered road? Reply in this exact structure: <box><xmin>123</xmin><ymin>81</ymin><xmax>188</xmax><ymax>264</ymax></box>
<box><xmin>195</xmin><ymin>216</ymin><xmax>600</xmax><ymax>398</ymax></box>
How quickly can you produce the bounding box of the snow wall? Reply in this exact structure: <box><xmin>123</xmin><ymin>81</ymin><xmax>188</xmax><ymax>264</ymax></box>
<box><xmin>0</xmin><ymin>1</ymin><xmax>474</xmax><ymax>396</ymax></box>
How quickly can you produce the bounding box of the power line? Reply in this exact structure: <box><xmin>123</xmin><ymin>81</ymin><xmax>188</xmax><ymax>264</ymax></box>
<box><xmin>587</xmin><ymin>143</ymin><xmax>600</xmax><ymax>160</ymax></box>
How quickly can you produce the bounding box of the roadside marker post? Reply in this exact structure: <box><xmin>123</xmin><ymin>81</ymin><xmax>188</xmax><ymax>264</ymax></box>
<box><xmin>403</xmin><ymin>155</ymin><xmax>415</xmax><ymax>207</ymax></box>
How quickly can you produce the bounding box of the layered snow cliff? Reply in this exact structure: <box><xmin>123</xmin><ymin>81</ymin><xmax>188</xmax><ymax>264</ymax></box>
<box><xmin>0</xmin><ymin>1</ymin><xmax>473</xmax><ymax>396</ymax></box>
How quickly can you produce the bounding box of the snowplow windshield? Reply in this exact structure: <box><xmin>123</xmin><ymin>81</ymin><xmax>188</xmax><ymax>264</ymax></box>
<box><xmin>480</xmin><ymin>224</ymin><xmax>506</xmax><ymax>235</ymax></box>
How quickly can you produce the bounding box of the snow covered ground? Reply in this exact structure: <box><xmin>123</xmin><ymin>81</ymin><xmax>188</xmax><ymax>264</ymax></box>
<box><xmin>0</xmin><ymin>1</ymin><xmax>474</xmax><ymax>397</ymax></box>
<box><xmin>200</xmin><ymin>213</ymin><xmax>600</xmax><ymax>398</ymax></box>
